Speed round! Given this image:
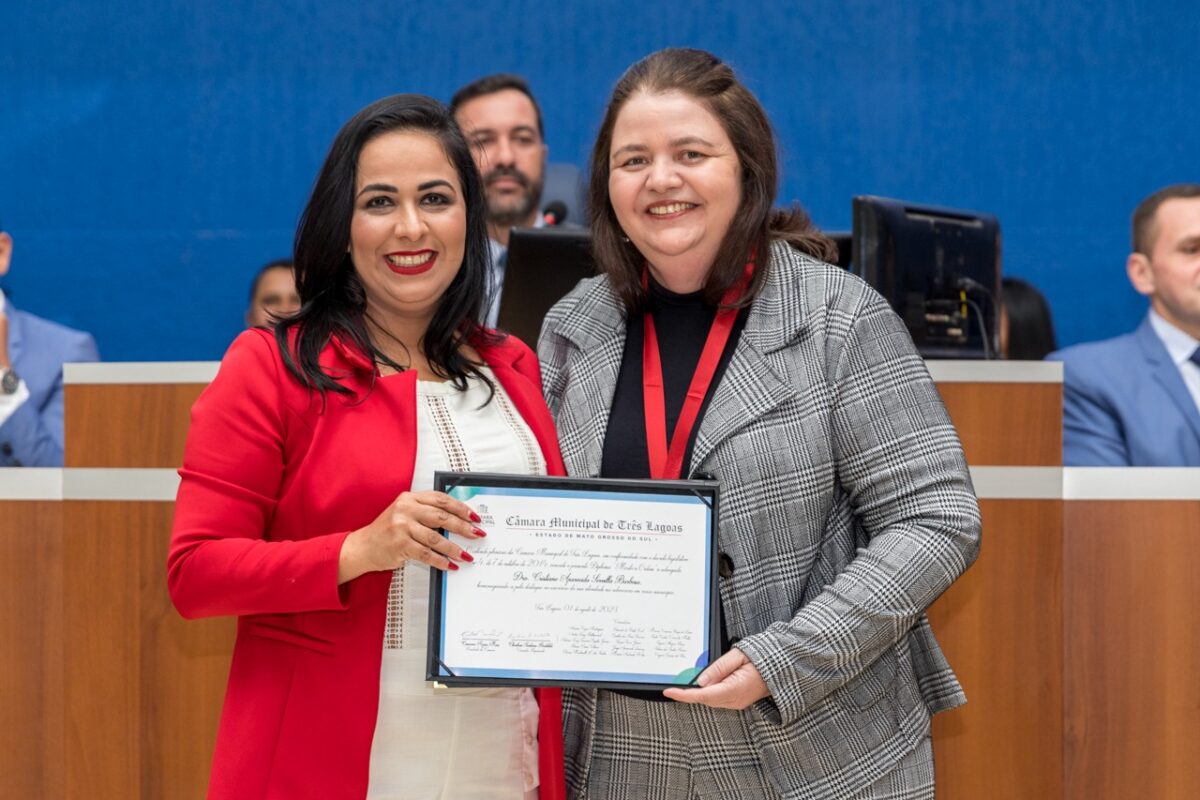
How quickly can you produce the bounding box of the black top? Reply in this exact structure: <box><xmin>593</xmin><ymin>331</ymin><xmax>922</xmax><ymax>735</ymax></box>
<box><xmin>601</xmin><ymin>278</ymin><xmax>748</xmax><ymax>480</ymax></box>
<box><xmin>600</xmin><ymin>276</ymin><xmax>746</xmax><ymax>701</ymax></box>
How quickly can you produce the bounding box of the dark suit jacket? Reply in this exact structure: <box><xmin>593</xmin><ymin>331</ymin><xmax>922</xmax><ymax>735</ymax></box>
<box><xmin>1049</xmin><ymin>316</ymin><xmax>1200</xmax><ymax>466</ymax></box>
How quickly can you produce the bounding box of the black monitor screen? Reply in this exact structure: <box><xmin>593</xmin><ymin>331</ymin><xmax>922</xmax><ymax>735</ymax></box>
<box><xmin>825</xmin><ymin>230</ymin><xmax>853</xmax><ymax>270</ymax></box>
<box><xmin>851</xmin><ymin>195</ymin><xmax>1000</xmax><ymax>359</ymax></box>
<box><xmin>496</xmin><ymin>227</ymin><xmax>596</xmax><ymax>347</ymax></box>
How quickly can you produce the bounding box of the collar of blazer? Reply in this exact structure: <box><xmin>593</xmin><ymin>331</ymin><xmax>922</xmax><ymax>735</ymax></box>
<box><xmin>548</xmin><ymin>240</ymin><xmax>817</xmax><ymax>358</ymax></box>
<box><xmin>2</xmin><ymin>294</ymin><xmax>24</xmax><ymax>367</ymax></box>
<box><xmin>1133</xmin><ymin>316</ymin><xmax>1200</xmax><ymax>442</ymax></box>
<box><xmin>323</xmin><ymin>328</ymin><xmax>531</xmax><ymax>374</ymax></box>
<box><xmin>322</xmin><ymin>326</ymin><xmax>565</xmax><ymax>473</ymax></box>
<box><xmin>548</xmin><ymin>241</ymin><xmax>831</xmax><ymax>476</ymax></box>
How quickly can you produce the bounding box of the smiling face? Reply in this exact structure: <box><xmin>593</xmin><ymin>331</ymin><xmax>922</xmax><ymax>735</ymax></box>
<box><xmin>607</xmin><ymin>90</ymin><xmax>742</xmax><ymax>293</ymax></box>
<box><xmin>1128</xmin><ymin>196</ymin><xmax>1200</xmax><ymax>340</ymax></box>
<box><xmin>349</xmin><ymin>130</ymin><xmax>466</xmax><ymax>334</ymax></box>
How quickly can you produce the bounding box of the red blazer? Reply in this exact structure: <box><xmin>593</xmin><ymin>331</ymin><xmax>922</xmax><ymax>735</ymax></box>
<box><xmin>168</xmin><ymin>328</ymin><xmax>566</xmax><ymax>800</ymax></box>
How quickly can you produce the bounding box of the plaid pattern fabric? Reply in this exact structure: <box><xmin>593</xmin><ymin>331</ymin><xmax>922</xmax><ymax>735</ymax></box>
<box><xmin>539</xmin><ymin>242</ymin><xmax>981</xmax><ymax>800</ymax></box>
<box><xmin>586</xmin><ymin>690</ymin><xmax>780</xmax><ymax>799</ymax></box>
<box><xmin>585</xmin><ymin>691</ymin><xmax>934</xmax><ymax>800</ymax></box>
<box><xmin>845</xmin><ymin>737</ymin><xmax>934</xmax><ymax>800</ymax></box>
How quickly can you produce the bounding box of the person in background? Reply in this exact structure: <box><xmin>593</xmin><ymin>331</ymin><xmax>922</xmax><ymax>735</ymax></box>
<box><xmin>539</xmin><ymin>48</ymin><xmax>980</xmax><ymax>799</ymax></box>
<box><xmin>999</xmin><ymin>276</ymin><xmax>1057</xmax><ymax>360</ymax></box>
<box><xmin>450</xmin><ymin>73</ymin><xmax>550</xmax><ymax>326</ymax></box>
<box><xmin>1049</xmin><ymin>183</ymin><xmax>1200</xmax><ymax>466</ymax></box>
<box><xmin>245</xmin><ymin>258</ymin><xmax>301</xmax><ymax>328</ymax></box>
<box><xmin>0</xmin><ymin>219</ymin><xmax>99</xmax><ymax>467</ymax></box>
<box><xmin>168</xmin><ymin>94</ymin><xmax>566</xmax><ymax>800</ymax></box>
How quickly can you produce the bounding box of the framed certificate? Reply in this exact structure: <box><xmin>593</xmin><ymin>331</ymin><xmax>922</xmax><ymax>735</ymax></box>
<box><xmin>426</xmin><ymin>471</ymin><xmax>720</xmax><ymax>691</ymax></box>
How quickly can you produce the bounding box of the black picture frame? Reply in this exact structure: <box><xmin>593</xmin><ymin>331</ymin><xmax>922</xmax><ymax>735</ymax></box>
<box><xmin>426</xmin><ymin>471</ymin><xmax>721</xmax><ymax>691</ymax></box>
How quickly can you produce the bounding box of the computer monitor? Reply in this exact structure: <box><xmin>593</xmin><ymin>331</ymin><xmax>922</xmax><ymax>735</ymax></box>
<box><xmin>851</xmin><ymin>196</ymin><xmax>1001</xmax><ymax>359</ymax></box>
<box><xmin>825</xmin><ymin>231</ymin><xmax>853</xmax><ymax>269</ymax></box>
<box><xmin>495</xmin><ymin>227</ymin><xmax>596</xmax><ymax>348</ymax></box>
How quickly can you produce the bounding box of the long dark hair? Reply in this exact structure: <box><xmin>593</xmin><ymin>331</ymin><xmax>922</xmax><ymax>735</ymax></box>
<box><xmin>1001</xmin><ymin>277</ymin><xmax>1057</xmax><ymax>360</ymax></box>
<box><xmin>588</xmin><ymin>48</ymin><xmax>835</xmax><ymax>313</ymax></box>
<box><xmin>277</xmin><ymin>94</ymin><xmax>497</xmax><ymax>398</ymax></box>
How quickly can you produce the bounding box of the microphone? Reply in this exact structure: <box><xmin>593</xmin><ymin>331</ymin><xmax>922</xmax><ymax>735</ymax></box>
<box><xmin>542</xmin><ymin>201</ymin><xmax>568</xmax><ymax>226</ymax></box>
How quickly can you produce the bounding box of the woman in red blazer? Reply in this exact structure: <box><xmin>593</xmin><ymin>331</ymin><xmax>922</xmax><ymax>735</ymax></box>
<box><xmin>168</xmin><ymin>95</ymin><xmax>565</xmax><ymax>800</ymax></box>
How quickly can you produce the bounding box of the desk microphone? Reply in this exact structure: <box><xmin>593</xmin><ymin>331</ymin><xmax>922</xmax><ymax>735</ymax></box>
<box><xmin>542</xmin><ymin>201</ymin><xmax>568</xmax><ymax>226</ymax></box>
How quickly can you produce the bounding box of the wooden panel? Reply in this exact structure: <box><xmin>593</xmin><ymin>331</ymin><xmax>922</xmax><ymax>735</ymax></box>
<box><xmin>1064</xmin><ymin>501</ymin><xmax>1200</xmax><ymax>800</ymax></box>
<box><xmin>64</xmin><ymin>384</ymin><xmax>205</xmax><ymax>468</ymax></box>
<box><xmin>62</xmin><ymin>501</ymin><xmax>234</xmax><ymax>800</ymax></box>
<box><xmin>0</xmin><ymin>501</ymin><xmax>65</xmax><ymax>799</ymax></box>
<box><xmin>936</xmin><ymin>383</ymin><xmax>1062</xmax><ymax>466</ymax></box>
<box><xmin>930</xmin><ymin>499</ymin><xmax>1063</xmax><ymax>799</ymax></box>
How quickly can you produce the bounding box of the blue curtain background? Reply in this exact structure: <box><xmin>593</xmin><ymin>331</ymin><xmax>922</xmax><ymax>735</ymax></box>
<box><xmin>2</xmin><ymin>0</ymin><xmax>1195</xmax><ymax>360</ymax></box>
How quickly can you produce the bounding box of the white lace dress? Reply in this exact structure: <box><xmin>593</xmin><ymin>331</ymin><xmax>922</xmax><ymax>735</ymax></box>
<box><xmin>367</xmin><ymin>368</ymin><xmax>545</xmax><ymax>800</ymax></box>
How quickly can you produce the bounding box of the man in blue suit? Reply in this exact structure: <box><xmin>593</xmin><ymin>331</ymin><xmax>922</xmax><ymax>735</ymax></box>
<box><xmin>1049</xmin><ymin>184</ymin><xmax>1200</xmax><ymax>466</ymax></box>
<box><xmin>0</xmin><ymin>222</ymin><xmax>99</xmax><ymax>466</ymax></box>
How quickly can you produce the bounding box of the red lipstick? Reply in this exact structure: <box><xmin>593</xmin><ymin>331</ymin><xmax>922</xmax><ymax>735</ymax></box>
<box><xmin>384</xmin><ymin>250</ymin><xmax>437</xmax><ymax>275</ymax></box>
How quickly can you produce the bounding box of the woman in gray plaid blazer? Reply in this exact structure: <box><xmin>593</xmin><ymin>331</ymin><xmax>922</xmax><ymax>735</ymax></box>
<box><xmin>537</xmin><ymin>49</ymin><xmax>982</xmax><ymax>800</ymax></box>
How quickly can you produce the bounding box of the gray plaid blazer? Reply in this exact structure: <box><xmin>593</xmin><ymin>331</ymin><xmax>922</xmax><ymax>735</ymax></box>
<box><xmin>537</xmin><ymin>241</ymin><xmax>982</xmax><ymax>799</ymax></box>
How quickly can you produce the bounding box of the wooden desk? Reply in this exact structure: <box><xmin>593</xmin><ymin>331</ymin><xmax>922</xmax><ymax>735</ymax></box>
<box><xmin>1061</xmin><ymin>469</ymin><xmax>1200</xmax><ymax>800</ymax></box>
<box><xmin>0</xmin><ymin>470</ymin><xmax>65</xmax><ymax>799</ymax></box>
<box><xmin>1</xmin><ymin>363</ymin><xmax>227</xmax><ymax>800</ymax></box>
<box><xmin>926</xmin><ymin>361</ymin><xmax>1065</xmax><ymax>799</ymax></box>
<box><xmin>3</xmin><ymin>360</ymin><xmax>1198</xmax><ymax>799</ymax></box>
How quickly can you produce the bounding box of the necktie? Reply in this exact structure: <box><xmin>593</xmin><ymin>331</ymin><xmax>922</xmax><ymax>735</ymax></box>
<box><xmin>1190</xmin><ymin>347</ymin><xmax>1200</xmax><ymax>369</ymax></box>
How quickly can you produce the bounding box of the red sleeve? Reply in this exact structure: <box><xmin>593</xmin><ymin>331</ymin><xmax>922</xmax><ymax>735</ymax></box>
<box><xmin>167</xmin><ymin>330</ymin><xmax>351</xmax><ymax>620</ymax></box>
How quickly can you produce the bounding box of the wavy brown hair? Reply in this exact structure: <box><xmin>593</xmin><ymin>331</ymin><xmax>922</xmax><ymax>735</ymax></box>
<box><xmin>588</xmin><ymin>48</ymin><xmax>835</xmax><ymax>313</ymax></box>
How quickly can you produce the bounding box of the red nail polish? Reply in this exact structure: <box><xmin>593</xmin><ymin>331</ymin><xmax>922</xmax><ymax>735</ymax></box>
<box><xmin>447</xmin><ymin>562</ymin><xmax>459</xmax><ymax>571</ymax></box>
<box><xmin>473</xmin><ymin>527</ymin><xmax>488</xmax><ymax>538</ymax></box>
<box><xmin>460</xmin><ymin>551</ymin><xmax>474</xmax><ymax>563</ymax></box>
<box><xmin>470</xmin><ymin>511</ymin><xmax>482</xmax><ymax>523</ymax></box>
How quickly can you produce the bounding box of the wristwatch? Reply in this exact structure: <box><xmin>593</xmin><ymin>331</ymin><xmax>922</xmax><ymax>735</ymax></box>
<box><xmin>0</xmin><ymin>367</ymin><xmax>19</xmax><ymax>395</ymax></box>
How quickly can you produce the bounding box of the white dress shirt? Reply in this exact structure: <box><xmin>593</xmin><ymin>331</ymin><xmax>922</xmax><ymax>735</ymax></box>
<box><xmin>0</xmin><ymin>288</ymin><xmax>32</xmax><ymax>427</ymax></box>
<box><xmin>368</xmin><ymin>368</ymin><xmax>544</xmax><ymax>799</ymax></box>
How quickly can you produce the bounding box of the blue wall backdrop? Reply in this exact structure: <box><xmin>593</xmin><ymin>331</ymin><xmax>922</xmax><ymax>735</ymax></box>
<box><xmin>2</xmin><ymin>1</ymin><xmax>1196</xmax><ymax>361</ymax></box>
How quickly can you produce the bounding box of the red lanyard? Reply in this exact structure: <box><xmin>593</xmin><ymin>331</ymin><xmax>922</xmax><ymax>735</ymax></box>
<box><xmin>642</xmin><ymin>258</ymin><xmax>753</xmax><ymax>480</ymax></box>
